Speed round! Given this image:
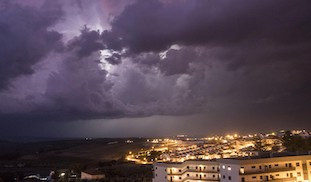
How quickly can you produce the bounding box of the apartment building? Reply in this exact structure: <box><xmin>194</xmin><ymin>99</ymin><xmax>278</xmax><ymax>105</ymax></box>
<box><xmin>153</xmin><ymin>160</ymin><xmax>220</xmax><ymax>182</ymax></box>
<box><xmin>219</xmin><ymin>155</ymin><xmax>311</xmax><ymax>182</ymax></box>
<box><xmin>153</xmin><ymin>154</ymin><xmax>311</xmax><ymax>182</ymax></box>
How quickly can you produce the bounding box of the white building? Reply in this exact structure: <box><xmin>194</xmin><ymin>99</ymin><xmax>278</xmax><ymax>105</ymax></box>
<box><xmin>153</xmin><ymin>160</ymin><xmax>219</xmax><ymax>182</ymax></box>
<box><xmin>81</xmin><ymin>170</ymin><xmax>105</xmax><ymax>180</ymax></box>
<box><xmin>219</xmin><ymin>155</ymin><xmax>311</xmax><ymax>182</ymax></box>
<box><xmin>153</xmin><ymin>154</ymin><xmax>311</xmax><ymax>182</ymax></box>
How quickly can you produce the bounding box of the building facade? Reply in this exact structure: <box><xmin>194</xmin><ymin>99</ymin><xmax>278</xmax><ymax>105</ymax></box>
<box><xmin>81</xmin><ymin>170</ymin><xmax>105</xmax><ymax>180</ymax></box>
<box><xmin>153</xmin><ymin>160</ymin><xmax>220</xmax><ymax>182</ymax></box>
<box><xmin>153</xmin><ymin>155</ymin><xmax>311</xmax><ymax>182</ymax></box>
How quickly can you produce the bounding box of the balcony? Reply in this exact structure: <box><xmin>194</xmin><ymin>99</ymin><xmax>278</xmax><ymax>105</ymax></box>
<box><xmin>240</xmin><ymin>167</ymin><xmax>296</xmax><ymax>175</ymax></box>
<box><xmin>167</xmin><ymin>169</ymin><xmax>218</xmax><ymax>175</ymax></box>
<box><xmin>182</xmin><ymin>177</ymin><xmax>220</xmax><ymax>182</ymax></box>
<box><xmin>245</xmin><ymin>177</ymin><xmax>297</xmax><ymax>182</ymax></box>
<box><xmin>268</xmin><ymin>177</ymin><xmax>297</xmax><ymax>182</ymax></box>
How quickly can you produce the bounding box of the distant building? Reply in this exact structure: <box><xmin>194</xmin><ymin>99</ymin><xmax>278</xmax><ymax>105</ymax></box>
<box><xmin>153</xmin><ymin>154</ymin><xmax>311</xmax><ymax>182</ymax></box>
<box><xmin>81</xmin><ymin>170</ymin><xmax>105</xmax><ymax>180</ymax></box>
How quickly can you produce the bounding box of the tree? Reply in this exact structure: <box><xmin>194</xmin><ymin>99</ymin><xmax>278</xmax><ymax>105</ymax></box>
<box><xmin>282</xmin><ymin>130</ymin><xmax>311</xmax><ymax>152</ymax></box>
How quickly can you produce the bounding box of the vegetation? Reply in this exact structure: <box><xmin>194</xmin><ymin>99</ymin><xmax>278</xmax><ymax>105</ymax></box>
<box><xmin>282</xmin><ymin>131</ymin><xmax>311</xmax><ymax>152</ymax></box>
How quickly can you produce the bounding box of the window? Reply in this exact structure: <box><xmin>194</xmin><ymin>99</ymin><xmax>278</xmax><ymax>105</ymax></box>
<box><xmin>228</xmin><ymin>166</ymin><xmax>231</xmax><ymax>171</ymax></box>
<box><xmin>275</xmin><ymin>164</ymin><xmax>279</xmax><ymax>167</ymax></box>
<box><xmin>196</xmin><ymin>166</ymin><xmax>198</xmax><ymax>169</ymax></box>
<box><xmin>212</xmin><ymin>166</ymin><xmax>215</xmax><ymax>170</ymax></box>
<box><xmin>309</xmin><ymin>162</ymin><xmax>311</xmax><ymax>165</ymax></box>
<box><xmin>229</xmin><ymin>176</ymin><xmax>231</xmax><ymax>180</ymax></box>
<box><xmin>223</xmin><ymin>175</ymin><xmax>226</xmax><ymax>179</ymax></box>
<box><xmin>213</xmin><ymin>175</ymin><xmax>215</xmax><ymax>178</ymax></box>
<box><xmin>240</xmin><ymin>167</ymin><xmax>245</xmax><ymax>174</ymax></box>
<box><xmin>179</xmin><ymin>177</ymin><xmax>182</xmax><ymax>180</ymax></box>
<box><xmin>260</xmin><ymin>176</ymin><xmax>263</xmax><ymax>179</ymax></box>
<box><xmin>286</xmin><ymin>163</ymin><xmax>288</xmax><ymax>167</ymax></box>
<box><xmin>297</xmin><ymin>172</ymin><xmax>301</xmax><ymax>177</ymax></box>
<box><xmin>187</xmin><ymin>166</ymin><xmax>189</xmax><ymax>169</ymax></box>
<box><xmin>259</xmin><ymin>166</ymin><xmax>262</xmax><ymax>169</ymax></box>
<box><xmin>187</xmin><ymin>174</ymin><xmax>189</xmax><ymax>177</ymax></box>
<box><xmin>269</xmin><ymin>165</ymin><xmax>272</xmax><ymax>168</ymax></box>
<box><xmin>252</xmin><ymin>176</ymin><xmax>257</xmax><ymax>179</ymax></box>
<box><xmin>222</xmin><ymin>165</ymin><xmax>225</xmax><ymax>169</ymax></box>
<box><xmin>296</xmin><ymin>162</ymin><xmax>300</xmax><ymax>167</ymax></box>
<box><xmin>276</xmin><ymin>174</ymin><xmax>279</xmax><ymax>176</ymax></box>
<box><xmin>155</xmin><ymin>167</ymin><xmax>157</xmax><ymax>170</ymax></box>
<box><xmin>179</xmin><ymin>169</ymin><xmax>181</xmax><ymax>172</ymax></box>
<box><xmin>251</xmin><ymin>166</ymin><xmax>256</xmax><ymax>168</ymax></box>
<box><xmin>241</xmin><ymin>177</ymin><xmax>245</xmax><ymax>182</ymax></box>
<box><xmin>156</xmin><ymin>174</ymin><xmax>157</xmax><ymax>176</ymax></box>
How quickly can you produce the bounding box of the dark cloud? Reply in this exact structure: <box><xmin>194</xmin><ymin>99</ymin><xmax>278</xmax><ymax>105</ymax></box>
<box><xmin>101</xmin><ymin>30</ymin><xmax>123</xmax><ymax>51</ymax></box>
<box><xmin>67</xmin><ymin>26</ymin><xmax>104</xmax><ymax>58</ymax></box>
<box><xmin>105</xmin><ymin>53</ymin><xmax>122</xmax><ymax>65</ymax></box>
<box><xmin>108</xmin><ymin>0</ymin><xmax>311</xmax><ymax>53</ymax></box>
<box><xmin>0</xmin><ymin>0</ymin><xmax>311</xmax><ymax>136</ymax></box>
<box><xmin>0</xmin><ymin>0</ymin><xmax>63</xmax><ymax>89</ymax></box>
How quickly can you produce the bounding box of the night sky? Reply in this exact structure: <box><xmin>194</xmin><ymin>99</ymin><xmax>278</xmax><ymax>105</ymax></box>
<box><xmin>0</xmin><ymin>0</ymin><xmax>310</xmax><ymax>138</ymax></box>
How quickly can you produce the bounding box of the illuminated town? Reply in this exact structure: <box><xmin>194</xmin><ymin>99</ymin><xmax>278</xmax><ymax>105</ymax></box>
<box><xmin>126</xmin><ymin>130</ymin><xmax>310</xmax><ymax>165</ymax></box>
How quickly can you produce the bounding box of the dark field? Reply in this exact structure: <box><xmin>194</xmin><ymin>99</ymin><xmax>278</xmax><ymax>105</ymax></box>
<box><xmin>0</xmin><ymin>138</ymin><xmax>153</xmax><ymax>181</ymax></box>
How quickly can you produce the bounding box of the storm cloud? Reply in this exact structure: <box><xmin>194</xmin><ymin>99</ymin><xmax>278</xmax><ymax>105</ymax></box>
<box><xmin>0</xmin><ymin>0</ymin><xmax>310</xmax><ymax>135</ymax></box>
<box><xmin>0</xmin><ymin>0</ymin><xmax>63</xmax><ymax>89</ymax></box>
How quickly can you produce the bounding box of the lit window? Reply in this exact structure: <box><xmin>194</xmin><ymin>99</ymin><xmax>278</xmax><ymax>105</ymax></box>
<box><xmin>228</xmin><ymin>166</ymin><xmax>231</xmax><ymax>171</ymax></box>
<box><xmin>240</xmin><ymin>167</ymin><xmax>245</xmax><ymax>174</ymax></box>
<box><xmin>222</xmin><ymin>165</ymin><xmax>225</xmax><ymax>169</ymax></box>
